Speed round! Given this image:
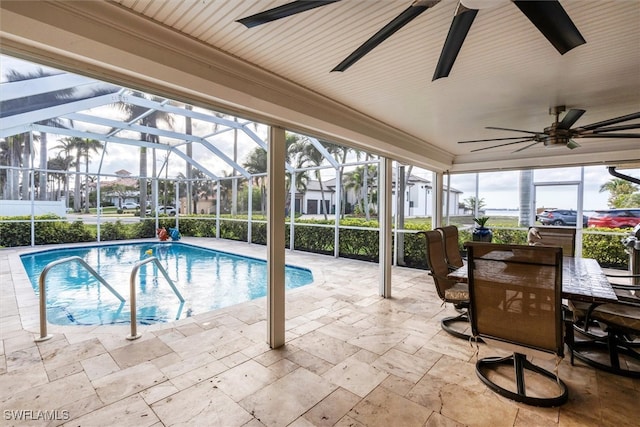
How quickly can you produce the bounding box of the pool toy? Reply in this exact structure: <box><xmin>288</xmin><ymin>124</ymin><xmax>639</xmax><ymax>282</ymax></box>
<box><xmin>157</xmin><ymin>227</ymin><xmax>169</xmax><ymax>241</ymax></box>
<box><xmin>169</xmin><ymin>227</ymin><xmax>181</xmax><ymax>241</ymax></box>
<box><xmin>145</xmin><ymin>249</ymin><xmax>153</xmax><ymax>256</ymax></box>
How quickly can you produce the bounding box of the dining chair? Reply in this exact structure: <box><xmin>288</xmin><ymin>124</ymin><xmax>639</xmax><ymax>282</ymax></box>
<box><xmin>435</xmin><ymin>225</ymin><xmax>464</xmax><ymax>270</ymax></box>
<box><xmin>422</xmin><ymin>230</ymin><xmax>474</xmax><ymax>341</ymax></box>
<box><xmin>466</xmin><ymin>242</ymin><xmax>568</xmax><ymax>407</ymax></box>
<box><xmin>568</xmin><ymin>298</ymin><xmax>640</xmax><ymax>378</ymax></box>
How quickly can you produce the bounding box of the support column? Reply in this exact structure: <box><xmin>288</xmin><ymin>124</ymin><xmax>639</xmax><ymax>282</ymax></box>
<box><xmin>334</xmin><ymin>167</ymin><xmax>341</xmax><ymax>258</ymax></box>
<box><xmin>432</xmin><ymin>171</ymin><xmax>443</xmax><ymax>228</ymax></box>
<box><xmin>379</xmin><ymin>157</ymin><xmax>392</xmax><ymax>298</ymax></box>
<box><xmin>267</xmin><ymin>126</ymin><xmax>286</xmax><ymax>348</ymax></box>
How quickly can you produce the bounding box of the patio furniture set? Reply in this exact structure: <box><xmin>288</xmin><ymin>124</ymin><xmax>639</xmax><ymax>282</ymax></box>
<box><xmin>421</xmin><ymin>225</ymin><xmax>640</xmax><ymax>408</ymax></box>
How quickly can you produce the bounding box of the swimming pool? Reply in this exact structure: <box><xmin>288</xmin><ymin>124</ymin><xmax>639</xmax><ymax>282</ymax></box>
<box><xmin>20</xmin><ymin>242</ymin><xmax>313</xmax><ymax>325</ymax></box>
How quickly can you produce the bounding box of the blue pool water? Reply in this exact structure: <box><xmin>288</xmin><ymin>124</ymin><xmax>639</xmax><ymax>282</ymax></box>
<box><xmin>20</xmin><ymin>242</ymin><xmax>313</xmax><ymax>325</ymax></box>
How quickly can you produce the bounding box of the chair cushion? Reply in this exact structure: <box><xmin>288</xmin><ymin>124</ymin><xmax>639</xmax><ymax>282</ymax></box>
<box><xmin>444</xmin><ymin>282</ymin><xmax>469</xmax><ymax>302</ymax></box>
<box><xmin>591</xmin><ymin>303</ymin><xmax>640</xmax><ymax>332</ymax></box>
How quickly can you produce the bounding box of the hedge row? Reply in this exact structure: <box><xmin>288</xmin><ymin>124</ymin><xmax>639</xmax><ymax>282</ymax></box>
<box><xmin>0</xmin><ymin>216</ymin><xmax>630</xmax><ymax>269</ymax></box>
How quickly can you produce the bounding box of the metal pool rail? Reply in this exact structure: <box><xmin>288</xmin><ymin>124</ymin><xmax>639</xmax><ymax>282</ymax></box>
<box><xmin>36</xmin><ymin>256</ymin><xmax>126</xmax><ymax>342</ymax></box>
<box><xmin>127</xmin><ymin>256</ymin><xmax>184</xmax><ymax>340</ymax></box>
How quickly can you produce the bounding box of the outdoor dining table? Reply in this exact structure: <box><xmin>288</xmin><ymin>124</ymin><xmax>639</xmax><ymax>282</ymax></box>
<box><xmin>447</xmin><ymin>256</ymin><xmax>619</xmax><ymax>304</ymax></box>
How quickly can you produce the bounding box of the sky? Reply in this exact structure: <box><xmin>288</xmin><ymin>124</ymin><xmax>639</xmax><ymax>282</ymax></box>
<box><xmin>2</xmin><ymin>55</ymin><xmax>638</xmax><ymax>211</ymax></box>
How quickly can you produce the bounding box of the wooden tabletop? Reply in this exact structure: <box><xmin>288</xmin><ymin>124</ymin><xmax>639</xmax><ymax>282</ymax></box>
<box><xmin>447</xmin><ymin>256</ymin><xmax>618</xmax><ymax>303</ymax></box>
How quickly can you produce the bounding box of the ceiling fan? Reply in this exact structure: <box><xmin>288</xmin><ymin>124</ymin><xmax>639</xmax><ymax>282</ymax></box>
<box><xmin>457</xmin><ymin>107</ymin><xmax>640</xmax><ymax>153</ymax></box>
<box><xmin>236</xmin><ymin>0</ymin><xmax>586</xmax><ymax>80</ymax></box>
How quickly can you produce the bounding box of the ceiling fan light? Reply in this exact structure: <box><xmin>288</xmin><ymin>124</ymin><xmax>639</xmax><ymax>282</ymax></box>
<box><xmin>567</xmin><ymin>140</ymin><xmax>580</xmax><ymax>149</ymax></box>
<box><xmin>543</xmin><ymin>139</ymin><xmax>567</xmax><ymax>149</ymax></box>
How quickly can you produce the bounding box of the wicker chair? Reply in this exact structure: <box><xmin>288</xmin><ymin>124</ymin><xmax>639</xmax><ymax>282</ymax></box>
<box><xmin>466</xmin><ymin>242</ymin><xmax>568</xmax><ymax>407</ymax></box>
<box><xmin>422</xmin><ymin>230</ymin><xmax>474</xmax><ymax>340</ymax></box>
<box><xmin>436</xmin><ymin>225</ymin><xmax>464</xmax><ymax>270</ymax></box>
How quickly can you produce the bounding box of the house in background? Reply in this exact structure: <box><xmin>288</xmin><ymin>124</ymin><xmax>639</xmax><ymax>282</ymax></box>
<box><xmin>303</xmin><ymin>174</ymin><xmax>462</xmax><ymax>217</ymax></box>
<box><xmin>99</xmin><ymin>170</ymin><xmax>139</xmax><ymax>207</ymax></box>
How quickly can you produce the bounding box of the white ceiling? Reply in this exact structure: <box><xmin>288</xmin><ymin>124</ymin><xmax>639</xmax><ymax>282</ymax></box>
<box><xmin>1</xmin><ymin>0</ymin><xmax>639</xmax><ymax>172</ymax></box>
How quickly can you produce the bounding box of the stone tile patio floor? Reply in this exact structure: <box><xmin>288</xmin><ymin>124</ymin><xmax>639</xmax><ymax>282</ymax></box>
<box><xmin>0</xmin><ymin>237</ymin><xmax>637</xmax><ymax>426</ymax></box>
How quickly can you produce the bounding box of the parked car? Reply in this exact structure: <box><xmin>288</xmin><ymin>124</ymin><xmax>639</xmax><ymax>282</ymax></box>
<box><xmin>587</xmin><ymin>208</ymin><xmax>640</xmax><ymax>229</ymax></box>
<box><xmin>537</xmin><ymin>209</ymin><xmax>588</xmax><ymax>227</ymax></box>
<box><xmin>121</xmin><ymin>202</ymin><xmax>139</xmax><ymax>210</ymax></box>
<box><xmin>146</xmin><ymin>206</ymin><xmax>177</xmax><ymax>215</ymax></box>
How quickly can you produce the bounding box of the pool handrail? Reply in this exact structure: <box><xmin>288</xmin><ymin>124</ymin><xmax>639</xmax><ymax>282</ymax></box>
<box><xmin>127</xmin><ymin>256</ymin><xmax>184</xmax><ymax>340</ymax></box>
<box><xmin>36</xmin><ymin>256</ymin><xmax>126</xmax><ymax>342</ymax></box>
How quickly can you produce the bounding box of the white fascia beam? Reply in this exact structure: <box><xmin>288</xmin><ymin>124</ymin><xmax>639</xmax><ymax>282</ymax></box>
<box><xmin>0</xmin><ymin>92</ymin><xmax>119</xmax><ymax>130</ymax></box>
<box><xmin>1</xmin><ymin>73</ymin><xmax>103</xmax><ymax>100</ymax></box>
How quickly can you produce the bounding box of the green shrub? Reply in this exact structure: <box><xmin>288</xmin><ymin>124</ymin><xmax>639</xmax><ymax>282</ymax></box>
<box><xmin>0</xmin><ymin>215</ymin><xmax>630</xmax><ymax>270</ymax></box>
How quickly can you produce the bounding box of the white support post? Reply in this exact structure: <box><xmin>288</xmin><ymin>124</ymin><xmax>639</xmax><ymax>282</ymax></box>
<box><xmin>96</xmin><ymin>177</ymin><xmax>101</xmax><ymax>242</ymax></box>
<box><xmin>576</xmin><ymin>167</ymin><xmax>585</xmax><ymax>258</ymax></box>
<box><xmin>334</xmin><ymin>168</ymin><xmax>341</xmax><ymax>258</ymax></box>
<box><xmin>216</xmin><ymin>182</ymin><xmax>220</xmax><ymax>238</ymax></box>
<box><xmin>379</xmin><ymin>157</ymin><xmax>392</xmax><ymax>298</ymax></box>
<box><xmin>267</xmin><ymin>126</ymin><xmax>286</xmax><ymax>348</ymax></box>
<box><xmin>175</xmin><ymin>181</ymin><xmax>179</xmax><ymax>230</ymax></box>
<box><xmin>432</xmin><ymin>171</ymin><xmax>443</xmax><ymax>228</ymax></box>
<box><xmin>290</xmin><ymin>172</ymin><xmax>295</xmax><ymax>251</ymax></box>
<box><xmin>248</xmin><ymin>179</ymin><xmax>253</xmax><ymax>244</ymax></box>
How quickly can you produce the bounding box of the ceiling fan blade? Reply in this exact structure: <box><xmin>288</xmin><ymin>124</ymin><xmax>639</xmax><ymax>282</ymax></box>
<box><xmin>458</xmin><ymin>136</ymin><xmax>536</xmax><ymax>143</ymax></box>
<box><xmin>237</xmin><ymin>0</ymin><xmax>340</xmax><ymax>28</ymax></box>
<box><xmin>578</xmin><ymin>133</ymin><xmax>640</xmax><ymax>139</ymax></box>
<box><xmin>470</xmin><ymin>138</ymin><xmax>535</xmax><ymax>152</ymax></box>
<box><xmin>432</xmin><ymin>3</ymin><xmax>478</xmax><ymax>80</ymax></box>
<box><xmin>332</xmin><ymin>1</ymin><xmax>438</xmax><ymax>72</ymax></box>
<box><xmin>512</xmin><ymin>141</ymin><xmax>541</xmax><ymax>153</ymax></box>
<box><xmin>576</xmin><ymin>112</ymin><xmax>640</xmax><ymax>131</ymax></box>
<box><xmin>586</xmin><ymin>123</ymin><xmax>640</xmax><ymax>133</ymax></box>
<box><xmin>485</xmin><ymin>126</ymin><xmax>539</xmax><ymax>134</ymax></box>
<box><xmin>513</xmin><ymin>0</ymin><xmax>586</xmax><ymax>54</ymax></box>
<box><xmin>558</xmin><ymin>109</ymin><xmax>586</xmax><ymax>129</ymax></box>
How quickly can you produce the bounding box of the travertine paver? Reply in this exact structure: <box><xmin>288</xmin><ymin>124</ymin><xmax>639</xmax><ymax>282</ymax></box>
<box><xmin>0</xmin><ymin>238</ymin><xmax>638</xmax><ymax>427</ymax></box>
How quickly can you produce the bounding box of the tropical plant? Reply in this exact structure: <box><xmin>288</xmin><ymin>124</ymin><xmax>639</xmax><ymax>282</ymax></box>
<box><xmin>464</xmin><ymin>196</ymin><xmax>486</xmax><ymax>213</ymax></box>
<box><xmin>344</xmin><ymin>164</ymin><xmax>378</xmax><ymax>216</ymax></box>
<box><xmin>113</xmin><ymin>92</ymin><xmax>174</xmax><ymax>217</ymax></box>
<box><xmin>243</xmin><ymin>146</ymin><xmax>268</xmax><ymax>213</ymax></box>
<box><xmin>322</xmin><ymin>141</ymin><xmax>353</xmax><ymax>217</ymax></box>
<box><xmin>473</xmin><ymin>216</ymin><xmax>490</xmax><ymax>228</ymax></box>
<box><xmin>178</xmin><ymin>167</ymin><xmax>214</xmax><ymax>214</ymax></box>
<box><xmin>300</xmin><ymin>143</ymin><xmax>330</xmax><ymax>219</ymax></box>
<box><xmin>599</xmin><ymin>178</ymin><xmax>640</xmax><ymax>208</ymax></box>
<box><xmin>52</xmin><ymin>137</ymin><xmax>77</xmax><ymax>208</ymax></box>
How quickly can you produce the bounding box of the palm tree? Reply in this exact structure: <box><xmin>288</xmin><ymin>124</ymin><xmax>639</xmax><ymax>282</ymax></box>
<box><xmin>52</xmin><ymin>137</ymin><xmax>77</xmax><ymax>208</ymax></box>
<box><xmin>0</xmin><ymin>134</ymin><xmax>26</xmax><ymax>199</ymax></box>
<box><xmin>243</xmin><ymin>147</ymin><xmax>268</xmax><ymax>213</ymax></box>
<box><xmin>114</xmin><ymin>93</ymin><xmax>174</xmax><ymax>217</ymax></box>
<box><xmin>600</xmin><ymin>178</ymin><xmax>639</xmax><ymax>208</ymax></box>
<box><xmin>322</xmin><ymin>141</ymin><xmax>352</xmax><ymax>217</ymax></box>
<box><xmin>300</xmin><ymin>144</ymin><xmax>329</xmax><ymax>219</ymax></box>
<box><xmin>178</xmin><ymin>168</ymin><xmax>214</xmax><ymax>214</ymax></box>
<box><xmin>69</xmin><ymin>138</ymin><xmax>103</xmax><ymax>213</ymax></box>
<box><xmin>344</xmin><ymin>164</ymin><xmax>378</xmax><ymax>216</ymax></box>
<box><xmin>284</xmin><ymin>133</ymin><xmax>308</xmax><ymax>216</ymax></box>
<box><xmin>47</xmin><ymin>154</ymin><xmax>73</xmax><ymax>201</ymax></box>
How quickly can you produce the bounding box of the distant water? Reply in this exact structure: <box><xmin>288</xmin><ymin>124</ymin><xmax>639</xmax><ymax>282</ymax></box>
<box><xmin>485</xmin><ymin>209</ymin><xmax>597</xmax><ymax>217</ymax></box>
